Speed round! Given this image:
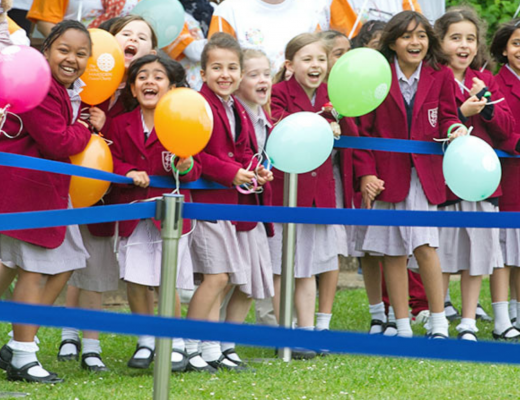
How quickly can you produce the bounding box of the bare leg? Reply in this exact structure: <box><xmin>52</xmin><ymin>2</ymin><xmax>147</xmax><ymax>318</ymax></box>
<box><xmin>490</xmin><ymin>266</ymin><xmax>510</xmax><ymax>303</ymax></box>
<box><xmin>78</xmin><ymin>290</ymin><xmax>103</xmax><ymax>339</ymax></box>
<box><xmin>0</xmin><ymin>263</ymin><xmax>17</xmax><ymax>296</ymax></box>
<box><xmin>127</xmin><ymin>282</ymin><xmax>154</xmax><ymax>315</ymax></box>
<box><xmin>12</xmin><ymin>270</ymin><xmax>45</xmax><ymax>342</ymax></box>
<box><xmin>413</xmin><ymin>245</ymin><xmax>444</xmax><ymax>313</ymax></box>
<box><xmin>294</xmin><ymin>277</ymin><xmax>316</xmax><ymax>327</ymax></box>
<box><xmin>382</xmin><ymin>256</ymin><xmax>408</xmax><ymax>319</ymax></box>
<box><xmin>187</xmin><ymin>274</ymin><xmax>229</xmax><ymax>321</ymax></box>
<box><xmin>361</xmin><ymin>255</ymin><xmax>383</xmax><ymax>305</ymax></box>
<box><xmin>225</xmin><ymin>289</ymin><xmax>252</xmax><ymax>324</ymax></box>
<box><xmin>272</xmin><ymin>274</ymin><xmax>281</xmax><ymax>323</ymax></box>
<box><xmin>460</xmin><ymin>270</ymin><xmax>482</xmax><ymax>320</ymax></box>
<box><xmin>511</xmin><ymin>268</ymin><xmax>517</xmax><ymax>301</ymax></box>
<box><xmin>318</xmin><ymin>269</ymin><xmax>338</xmax><ymax>314</ymax></box>
<box><xmin>442</xmin><ymin>273</ymin><xmax>450</xmax><ymax>299</ymax></box>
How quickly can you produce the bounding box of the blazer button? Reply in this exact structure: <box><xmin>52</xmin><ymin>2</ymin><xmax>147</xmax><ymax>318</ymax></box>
<box><xmin>141</xmin><ymin>155</ymin><xmax>145</xmax><ymax>160</ymax></box>
<box><xmin>311</xmin><ymin>172</ymin><xmax>317</xmax><ymax>177</ymax></box>
<box><xmin>228</xmin><ymin>152</ymin><xmax>234</xmax><ymax>157</ymax></box>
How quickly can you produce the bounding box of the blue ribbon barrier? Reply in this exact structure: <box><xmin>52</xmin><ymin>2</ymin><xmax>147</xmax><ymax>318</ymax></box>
<box><xmin>0</xmin><ymin>301</ymin><xmax>520</xmax><ymax>365</ymax></box>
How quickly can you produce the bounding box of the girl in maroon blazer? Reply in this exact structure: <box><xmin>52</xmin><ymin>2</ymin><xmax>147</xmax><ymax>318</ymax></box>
<box><xmin>187</xmin><ymin>33</ymin><xmax>269</xmax><ymax>372</ymax></box>
<box><xmin>107</xmin><ymin>54</ymin><xmax>200</xmax><ymax>372</ymax></box>
<box><xmin>354</xmin><ymin>11</ymin><xmax>466</xmax><ymax>339</ymax></box>
<box><xmin>490</xmin><ymin>19</ymin><xmax>520</xmax><ymax>336</ymax></box>
<box><xmin>434</xmin><ymin>7</ymin><xmax>518</xmax><ymax>341</ymax></box>
<box><xmin>57</xmin><ymin>14</ymin><xmax>160</xmax><ymax>373</ymax></box>
<box><xmin>0</xmin><ymin>21</ymin><xmax>92</xmax><ymax>383</ymax></box>
<box><xmin>269</xmin><ymin>33</ymin><xmax>353</xmax><ymax>358</ymax></box>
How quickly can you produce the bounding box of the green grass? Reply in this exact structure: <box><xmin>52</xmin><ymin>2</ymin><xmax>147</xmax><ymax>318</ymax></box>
<box><xmin>1</xmin><ymin>280</ymin><xmax>519</xmax><ymax>400</ymax></box>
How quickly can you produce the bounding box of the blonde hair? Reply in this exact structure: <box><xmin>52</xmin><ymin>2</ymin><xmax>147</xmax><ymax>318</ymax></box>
<box><xmin>241</xmin><ymin>48</ymin><xmax>272</xmax><ymax>118</ymax></box>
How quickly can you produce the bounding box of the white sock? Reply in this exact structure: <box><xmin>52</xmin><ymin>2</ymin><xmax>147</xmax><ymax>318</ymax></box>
<box><xmin>493</xmin><ymin>301</ymin><xmax>515</xmax><ymax>336</ymax></box>
<box><xmin>315</xmin><ymin>313</ymin><xmax>332</xmax><ymax>331</ymax></box>
<box><xmin>388</xmin><ymin>306</ymin><xmax>396</xmax><ymax>323</ymax></box>
<box><xmin>201</xmin><ymin>341</ymin><xmax>222</xmax><ymax>363</ymax></box>
<box><xmin>510</xmin><ymin>299</ymin><xmax>518</xmax><ymax>320</ymax></box>
<box><xmin>369</xmin><ymin>302</ymin><xmax>386</xmax><ymax>322</ymax></box>
<box><xmin>59</xmin><ymin>327</ymin><xmax>80</xmax><ymax>356</ymax></box>
<box><xmin>396</xmin><ymin>318</ymin><xmax>413</xmax><ymax>338</ymax></box>
<box><xmin>185</xmin><ymin>339</ymin><xmax>207</xmax><ymax>368</ymax></box>
<box><xmin>135</xmin><ymin>335</ymin><xmax>155</xmax><ymax>359</ymax></box>
<box><xmin>82</xmin><ymin>339</ymin><xmax>104</xmax><ymax>367</ymax></box>
<box><xmin>430</xmin><ymin>312</ymin><xmax>449</xmax><ymax>337</ymax></box>
<box><xmin>10</xmin><ymin>341</ymin><xmax>49</xmax><ymax>378</ymax></box>
<box><xmin>171</xmin><ymin>338</ymin><xmax>185</xmax><ymax>363</ymax></box>
<box><xmin>221</xmin><ymin>342</ymin><xmax>241</xmax><ymax>363</ymax></box>
<box><xmin>456</xmin><ymin>318</ymin><xmax>477</xmax><ymax>341</ymax></box>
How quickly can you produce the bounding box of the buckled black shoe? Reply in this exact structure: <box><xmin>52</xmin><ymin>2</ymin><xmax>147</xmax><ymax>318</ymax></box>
<box><xmin>57</xmin><ymin>339</ymin><xmax>81</xmax><ymax>362</ymax></box>
<box><xmin>81</xmin><ymin>352</ymin><xmax>109</xmax><ymax>372</ymax></box>
<box><xmin>0</xmin><ymin>344</ymin><xmax>13</xmax><ymax>371</ymax></box>
<box><xmin>185</xmin><ymin>352</ymin><xmax>217</xmax><ymax>374</ymax></box>
<box><xmin>206</xmin><ymin>355</ymin><xmax>247</xmax><ymax>372</ymax></box>
<box><xmin>127</xmin><ymin>345</ymin><xmax>154</xmax><ymax>369</ymax></box>
<box><xmin>291</xmin><ymin>349</ymin><xmax>317</xmax><ymax>360</ymax></box>
<box><xmin>7</xmin><ymin>362</ymin><xmax>64</xmax><ymax>384</ymax></box>
<box><xmin>170</xmin><ymin>349</ymin><xmax>189</xmax><ymax>373</ymax></box>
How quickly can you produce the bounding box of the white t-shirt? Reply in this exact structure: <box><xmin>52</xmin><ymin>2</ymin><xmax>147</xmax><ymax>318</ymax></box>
<box><xmin>212</xmin><ymin>0</ymin><xmax>331</xmax><ymax>73</ymax></box>
<box><xmin>64</xmin><ymin>0</ymin><xmax>138</xmax><ymax>26</ymax></box>
<box><xmin>347</xmin><ymin>0</ymin><xmax>414</xmax><ymax>23</ymax></box>
<box><xmin>13</xmin><ymin>0</ymin><xmax>34</xmax><ymax>11</ymax></box>
<box><xmin>416</xmin><ymin>0</ymin><xmax>446</xmax><ymax>23</ymax></box>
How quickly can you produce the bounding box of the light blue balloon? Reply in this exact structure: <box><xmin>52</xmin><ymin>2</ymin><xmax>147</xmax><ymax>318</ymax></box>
<box><xmin>265</xmin><ymin>112</ymin><xmax>334</xmax><ymax>174</ymax></box>
<box><xmin>442</xmin><ymin>135</ymin><xmax>501</xmax><ymax>202</ymax></box>
<box><xmin>131</xmin><ymin>0</ymin><xmax>185</xmax><ymax>48</ymax></box>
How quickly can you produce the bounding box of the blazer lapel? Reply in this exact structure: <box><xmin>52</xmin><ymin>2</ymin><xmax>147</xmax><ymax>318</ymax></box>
<box><xmin>287</xmin><ymin>77</ymin><xmax>313</xmax><ymax>112</ymax></box>
<box><xmin>413</xmin><ymin>64</ymin><xmax>434</xmax><ymax>120</ymax></box>
<box><xmin>201</xmin><ymin>84</ymin><xmax>234</xmax><ymax>142</ymax></box>
<box><xmin>127</xmin><ymin>108</ymin><xmax>147</xmax><ymax>155</ymax></box>
<box><xmin>388</xmin><ymin>64</ymin><xmax>407</xmax><ymax>121</ymax></box>
<box><xmin>502</xmin><ymin>66</ymin><xmax>520</xmax><ymax>101</ymax></box>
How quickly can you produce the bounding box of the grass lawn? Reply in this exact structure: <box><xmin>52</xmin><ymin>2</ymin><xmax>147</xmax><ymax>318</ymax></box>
<box><xmin>1</xmin><ymin>279</ymin><xmax>519</xmax><ymax>400</ymax></box>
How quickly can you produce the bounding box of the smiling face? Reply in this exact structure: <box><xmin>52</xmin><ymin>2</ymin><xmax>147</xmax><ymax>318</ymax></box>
<box><xmin>441</xmin><ymin>21</ymin><xmax>478</xmax><ymax>77</ymax></box>
<box><xmin>328</xmin><ymin>36</ymin><xmax>351</xmax><ymax>72</ymax></box>
<box><xmin>286</xmin><ymin>41</ymin><xmax>328</xmax><ymax>99</ymax></box>
<box><xmin>115</xmin><ymin>20</ymin><xmax>155</xmax><ymax>69</ymax></box>
<box><xmin>44</xmin><ymin>28</ymin><xmax>90</xmax><ymax>88</ymax></box>
<box><xmin>504</xmin><ymin>28</ymin><xmax>520</xmax><ymax>76</ymax></box>
<box><xmin>200</xmin><ymin>47</ymin><xmax>242</xmax><ymax>101</ymax></box>
<box><xmin>236</xmin><ymin>56</ymin><xmax>271</xmax><ymax>109</ymax></box>
<box><xmin>390</xmin><ymin>22</ymin><xmax>429</xmax><ymax>74</ymax></box>
<box><xmin>130</xmin><ymin>61</ymin><xmax>172</xmax><ymax>110</ymax></box>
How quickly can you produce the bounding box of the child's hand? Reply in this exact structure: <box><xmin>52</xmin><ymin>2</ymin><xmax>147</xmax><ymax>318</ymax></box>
<box><xmin>460</xmin><ymin>95</ymin><xmax>487</xmax><ymax>118</ymax></box>
<box><xmin>175</xmin><ymin>157</ymin><xmax>193</xmax><ymax>174</ymax></box>
<box><xmin>469</xmin><ymin>77</ymin><xmax>486</xmax><ymax>97</ymax></box>
<box><xmin>330</xmin><ymin>121</ymin><xmax>341</xmax><ymax>138</ymax></box>
<box><xmin>89</xmin><ymin>107</ymin><xmax>106</xmax><ymax>132</ymax></box>
<box><xmin>233</xmin><ymin>168</ymin><xmax>255</xmax><ymax>186</ymax></box>
<box><xmin>360</xmin><ymin>175</ymin><xmax>385</xmax><ymax>209</ymax></box>
<box><xmin>256</xmin><ymin>165</ymin><xmax>273</xmax><ymax>185</ymax></box>
<box><xmin>126</xmin><ymin>170</ymin><xmax>150</xmax><ymax>188</ymax></box>
<box><xmin>449</xmin><ymin>125</ymin><xmax>469</xmax><ymax>142</ymax></box>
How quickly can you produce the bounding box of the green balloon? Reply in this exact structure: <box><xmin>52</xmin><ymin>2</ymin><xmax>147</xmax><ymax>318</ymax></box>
<box><xmin>328</xmin><ymin>48</ymin><xmax>391</xmax><ymax>117</ymax></box>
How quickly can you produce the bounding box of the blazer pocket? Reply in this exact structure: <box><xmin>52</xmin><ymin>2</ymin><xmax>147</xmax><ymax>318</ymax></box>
<box><xmin>422</xmin><ymin>101</ymin><xmax>440</xmax><ymax>138</ymax></box>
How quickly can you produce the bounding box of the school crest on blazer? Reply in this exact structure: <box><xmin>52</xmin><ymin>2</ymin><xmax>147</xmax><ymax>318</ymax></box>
<box><xmin>162</xmin><ymin>151</ymin><xmax>173</xmax><ymax>172</ymax></box>
<box><xmin>428</xmin><ymin>107</ymin><xmax>438</xmax><ymax>128</ymax></box>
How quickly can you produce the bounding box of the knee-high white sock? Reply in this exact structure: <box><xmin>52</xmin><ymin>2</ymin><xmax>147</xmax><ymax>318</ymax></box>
<box><xmin>396</xmin><ymin>318</ymin><xmax>413</xmax><ymax>338</ymax></box>
<box><xmin>493</xmin><ymin>302</ymin><xmax>515</xmax><ymax>336</ymax></box>
<box><xmin>315</xmin><ymin>313</ymin><xmax>332</xmax><ymax>331</ymax></box>
<box><xmin>10</xmin><ymin>341</ymin><xmax>49</xmax><ymax>378</ymax></box>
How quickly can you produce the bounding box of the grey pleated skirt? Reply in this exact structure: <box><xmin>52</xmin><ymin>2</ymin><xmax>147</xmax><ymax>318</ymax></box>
<box><xmin>438</xmin><ymin>201</ymin><xmax>503</xmax><ymax>275</ymax></box>
<box><xmin>332</xmin><ymin>153</ymin><xmax>351</xmax><ymax>258</ymax></box>
<box><xmin>190</xmin><ymin>220</ymin><xmax>247</xmax><ymax>286</ymax></box>
<box><xmin>68</xmin><ymin>225</ymin><xmax>119</xmax><ymax>292</ymax></box>
<box><xmin>356</xmin><ymin>168</ymin><xmax>438</xmax><ymax>257</ymax></box>
<box><xmin>119</xmin><ymin>219</ymin><xmax>194</xmax><ymax>290</ymax></box>
<box><xmin>236</xmin><ymin>223</ymin><xmax>274</xmax><ymax>300</ymax></box>
<box><xmin>501</xmin><ymin>228</ymin><xmax>520</xmax><ymax>267</ymax></box>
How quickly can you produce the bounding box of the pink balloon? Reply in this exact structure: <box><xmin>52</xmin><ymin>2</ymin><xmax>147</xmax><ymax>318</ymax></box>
<box><xmin>0</xmin><ymin>46</ymin><xmax>51</xmax><ymax>114</ymax></box>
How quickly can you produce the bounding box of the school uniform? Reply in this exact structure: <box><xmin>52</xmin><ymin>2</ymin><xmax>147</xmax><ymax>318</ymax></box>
<box><xmin>269</xmin><ymin>76</ymin><xmax>343</xmax><ymax>278</ymax></box>
<box><xmin>235</xmin><ymin>98</ymin><xmax>275</xmax><ymax>300</ymax></box>
<box><xmin>0</xmin><ymin>77</ymin><xmax>91</xmax><ymax>273</ymax></box>
<box><xmin>354</xmin><ymin>60</ymin><xmax>461</xmax><ymax>256</ymax></box>
<box><xmin>190</xmin><ymin>84</ymin><xmax>256</xmax><ymax>286</ymax></box>
<box><xmin>108</xmin><ymin>107</ymin><xmax>201</xmax><ymax>289</ymax></box>
<box><xmin>438</xmin><ymin>69</ymin><xmax>512</xmax><ymax>275</ymax></box>
<box><xmin>494</xmin><ymin>65</ymin><xmax>520</xmax><ymax>267</ymax></box>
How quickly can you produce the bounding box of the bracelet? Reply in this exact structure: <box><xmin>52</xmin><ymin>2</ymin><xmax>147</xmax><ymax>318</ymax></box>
<box><xmin>447</xmin><ymin>123</ymin><xmax>464</xmax><ymax>138</ymax></box>
<box><xmin>171</xmin><ymin>155</ymin><xmax>194</xmax><ymax>175</ymax></box>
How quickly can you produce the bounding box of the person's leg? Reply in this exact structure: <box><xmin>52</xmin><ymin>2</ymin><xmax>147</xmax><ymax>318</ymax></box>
<box><xmin>382</xmin><ymin>255</ymin><xmax>411</xmax><ymax>337</ymax></box>
<box><xmin>490</xmin><ymin>267</ymin><xmax>519</xmax><ymax>338</ymax></box>
<box><xmin>0</xmin><ymin>263</ymin><xmax>17</xmax><ymax>296</ymax></box>
<box><xmin>220</xmin><ymin>289</ymin><xmax>252</xmax><ymax>364</ymax></box>
<box><xmin>294</xmin><ymin>277</ymin><xmax>316</xmax><ymax>328</ymax></box>
<box><xmin>272</xmin><ymin>274</ymin><xmax>281</xmax><ymax>323</ymax></box>
<box><xmin>78</xmin><ymin>290</ymin><xmax>107</xmax><ymax>370</ymax></box>
<box><xmin>408</xmin><ymin>270</ymin><xmax>429</xmax><ymax>318</ymax></box>
<box><xmin>456</xmin><ymin>271</ymin><xmax>482</xmax><ymax>341</ymax></box>
<box><xmin>58</xmin><ymin>285</ymin><xmax>81</xmax><ymax>360</ymax></box>
<box><xmin>316</xmin><ymin>269</ymin><xmax>338</xmax><ymax>330</ymax></box>
<box><xmin>510</xmin><ymin>268</ymin><xmax>517</xmax><ymax>323</ymax></box>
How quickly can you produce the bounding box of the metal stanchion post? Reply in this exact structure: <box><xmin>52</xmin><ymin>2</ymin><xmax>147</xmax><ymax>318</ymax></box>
<box><xmin>278</xmin><ymin>172</ymin><xmax>298</xmax><ymax>362</ymax></box>
<box><xmin>153</xmin><ymin>194</ymin><xmax>184</xmax><ymax>400</ymax></box>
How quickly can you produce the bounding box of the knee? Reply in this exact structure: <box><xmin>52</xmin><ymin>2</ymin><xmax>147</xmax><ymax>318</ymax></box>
<box><xmin>203</xmin><ymin>273</ymin><xmax>229</xmax><ymax>290</ymax></box>
<box><xmin>413</xmin><ymin>245</ymin><xmax>436</xmax><ymax>262</ymax></box>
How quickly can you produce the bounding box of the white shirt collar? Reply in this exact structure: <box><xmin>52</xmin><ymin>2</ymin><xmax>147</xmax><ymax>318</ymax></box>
<box><xmin>506</xmin><ymin>64</ymin><xmax>520</xmax><ymax>81</ymax></box>
<box><xmin>394</xmin><ymin>58</ymin><xmax>422</xmax><ymax>84</ymax></box>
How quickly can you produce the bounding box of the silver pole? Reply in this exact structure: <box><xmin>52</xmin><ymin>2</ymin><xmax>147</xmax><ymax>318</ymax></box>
<box><xmin>153</xmin><ymin>194</ymin><xmax>184</xmax><ymax>400</ymax></box>
<box><xmin>278</xmin><ymin>172</ymin><xmax>298</xmax><ymax>362</ymax></box>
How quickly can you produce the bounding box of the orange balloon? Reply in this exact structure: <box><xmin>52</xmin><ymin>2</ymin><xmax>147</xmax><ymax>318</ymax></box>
<box><xmin>154</xmin><ymin>88</ymin><xmax>213</xmax><ymax>158</ymax></box>
<box><xmin>69</xmin><ymin>135</ymin><xmax>114</xmax><ymax>208</ymax></box>
<box><xmin>80</xmin><ymin>29</ymin><xmax>125</xmax><ymax>105</ymax></box>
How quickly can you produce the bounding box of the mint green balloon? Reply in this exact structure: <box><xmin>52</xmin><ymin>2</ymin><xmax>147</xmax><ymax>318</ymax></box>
<box><xmin>131</xmin><ymin>0</ymin><xmax>185</xmax><ymax>48</ymax></box>
<box><xmin>328</xmin><ymin>48</ymin><xmax>391</xmax><ymax>117</ymax></box>
<box><xmin>265</xmin><ymin>112</ymin><xmax>334</xmax><ymax>174</ymax></box>
<box><xmin>443</xmin><ymin>135</ymin><xmax>501</xmax><ymax>202</ymax></box>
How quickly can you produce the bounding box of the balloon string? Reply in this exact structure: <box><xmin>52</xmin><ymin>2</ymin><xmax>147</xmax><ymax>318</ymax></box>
<box><xmin>0</xmin><ymin>105</ymin><xmax>24</xmax><ymax>139</ymax></box>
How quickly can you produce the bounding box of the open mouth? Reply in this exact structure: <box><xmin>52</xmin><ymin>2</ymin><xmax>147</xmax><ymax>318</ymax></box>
<box><xmin>408</xmin><ymin>49</ymin><xmax>422</xmax><ymax>55</ymax></box>
<box><xmin>256</xmin><ymin>87</ymin><xmax>268</xmax><ymax>95</ymax></box>
<box><xmin>125</xmin><ymin>45</ymin><xmax>137</xmax><ymax>58</ymax></box>
<box><xmin>61</xmin><ymin>65</ymin><xmax>77</xmax><ymax>75</ymax></box>
<box><xmin>218</xmin><ymin>81</ymin><xmax>232</xmax><ymax>89</ymax></box>
<box><xmin>456</xmin><ymin>52</ymin><xmax>469</xmax><ymax>60</ymax></box>
<box><xmin>308</xmin><ymin>71</ymin><xmax>321</xmax><ymax>81</ymax></box>
<box><xmin>143</xmin><ymin>88</ymin><xmax>157</xmax><ymax>99</ymax></box>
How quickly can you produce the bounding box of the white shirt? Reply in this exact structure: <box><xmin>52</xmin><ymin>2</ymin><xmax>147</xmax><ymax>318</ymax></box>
<box><xmin>237</xmin><ymin>98</ymin><xmax>271</xmax><ymax>154</ymax></box>
<box><xmin>66</xmin><ymin>79</ymin><xmax>86</xmax><ymax>123</ymax></box>
<box><xmin>13</xmin><ymin>0</ymin><xmax>34</xmax><ymax>11</ymax></box>
<box><xmin>416</xmin><ymin>0</ymin><xmax>446</xmax><ymax>23</ymax></box>
<box><xmin>64</xmin><ymin>0</ymin><xmax>138</xmax><ymax>26</ymax></box>
<box><xmin>348</xmin><ymin>0</ymin><xmax>412</xmax><ymax>23</ymax></box>
<box><xmin>218</xmin><ymin>95</ymin><xmax>236</xmax><ymax>140</ymax></box>
<box><xmin>394</xmin><ymin>58</ymin><xmax>422</xmax><ymax>104</ymax></box>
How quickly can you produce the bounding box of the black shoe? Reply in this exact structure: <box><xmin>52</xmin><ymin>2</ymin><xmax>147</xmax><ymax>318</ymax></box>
<box><xmin>57</xmin><ymin>339</ymin><xmax>81</xmax><ymax>362</ymax></box>
<box><xmin>444</xmin><ymin>301</ymin><xmax>462</xmax><ymax>322</ymax></box>
<box><xmin>369</xmin><ymin>319</ymin><xmax>385</xmax><ymax>334</ymax></box>
<box><xmin>185</xmin><ymin>352</ymin><xmax>217</xmax><ymax>373</ymax></box>
<box><xmin>7</xmin><ymin>361</ymin><xmax>64</xmax><ymax>384</ymax></box>
<box><xmin>81</xmin><ymin>352</ymin><xmax>109</xmax><ymax>372</ymax></box>
<box><xmin>492</xmin><ymin>326</ymin><xmax>520</xmax><ymax>342</ymax></box>
<box><xmin>0</xmin><ymin>344</ymin><xmax>13</xmax><ymax>371</ymax></box>
<box><xmin>222</xmin><ymin>348</ymin><xmax>244</xmax><ymax>366</ymax></box>
<box><xmin>127</xmin><ymin>345</ymin><xmax>154</xmax><ymax>369</ymax></box>
<box><xmin>291</xmin><ymin>349</ymin><xmax>317</xmax><ymax>360</ymax></box>
<box><xmin>457</xmin><ymin>330</ymin><xmax>478</xmax><ymax>341</ymax></box>
<box><xmin>206</xmin><ymin>354</ymin><xmax>247</xmax><ymax>372</ymax></box>
<box><xmin>428</xmin><ymin>332</ymin><xmax>448</xmax><ymax>340</ymax></box>
<box><xmin>383</xmin><ymin>322</ymin><xmax>398</xmax><ymax>336</ymax></box>
<box><xmin>171</xmin><ymin>349</ymin><xmax>189</xmax><ymax>373</ymax></box>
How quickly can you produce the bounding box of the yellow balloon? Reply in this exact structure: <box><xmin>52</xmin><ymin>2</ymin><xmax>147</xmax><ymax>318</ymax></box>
<box><xmin>154</xmin><ymin>88</ymin><xmax>213</xmax><ymax>158</ymax></box>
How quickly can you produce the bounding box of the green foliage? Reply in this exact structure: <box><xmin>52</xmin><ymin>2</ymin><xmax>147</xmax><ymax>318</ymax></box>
<box><xmin>447</xmin><ymin>0</ymin><xmax>520</xmax><ymax>39</ymax></box>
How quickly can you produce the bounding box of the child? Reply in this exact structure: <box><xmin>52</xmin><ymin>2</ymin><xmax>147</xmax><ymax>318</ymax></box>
<box><xmin>318</xmin><ymin>30</ymin><xmax>351</xmax><ymax>74</ymax></box>
<box><xmin>269</xmin><ymin>32</ymin><xmax>347</xmax><ymax>357</ymax></box>
<box><xmin>108</xmin><ymin>54</ymin><xmax>200</xmax><ymax>371</ymax></box>
<box><xmin>57</xmin><ymin>14</ymin><xmax>159</xmax><ymax>371</ymax></box>
<box><xmin>188</xmin><ymin>32</ymin><xmax>269</xmax><ymax>372</ymax></box>
<box><xmin>490</xmin><ymin>18</ymin><xmax>520</xmax><ymax>338</ymax></box>
<box><xmin>351</xmin><ymin>20</ymin><xmax>387</xmax><ymax>49</ymax></box>
<box><xmin>354</xmin><ymin>11</ymin><xmax>466</xmax><ymax>339</ymax></box>
<box><xmin>222</xmin><ymin>48</ymin><xmax>275</xmax><ymax>364</ymax></box>
<box><xmin>434</xmin><ymin>7</ymin><xmax>517</xmax><ymax>341</ymax></box>
<box><xmin>0</xmin><ymin>20</ymin><xmax>92</xmax><ymax>383</ymax></box>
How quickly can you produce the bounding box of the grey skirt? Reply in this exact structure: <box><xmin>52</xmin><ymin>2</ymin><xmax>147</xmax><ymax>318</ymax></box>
<box><xmin>332</xmin><ymin>151</ymin><xmax>350</xmax><ymax>257</ymax></box>
<box><xmin>236</xmin><ymin>224</ymin><xmax>274</xmax><ymax>300</ymax></box>
<box><xmin>501</xmin><ymin>228</ymin><xmax>520</xmax><ymax>268</ymax></box>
